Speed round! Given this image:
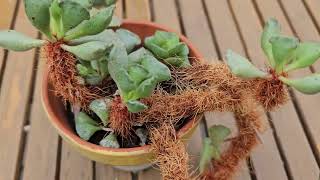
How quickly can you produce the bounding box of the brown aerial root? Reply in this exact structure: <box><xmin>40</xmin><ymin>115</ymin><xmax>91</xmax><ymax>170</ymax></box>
<box><xmin>150</xmin><ymin>123</ymin><xmax>190</xmax><ymax>180</ymax></box>
<box><xmin>202</xmin><ymin>100</ymin><xmax>262</xmax><ymax>180</ymax></box>
<box><xmin>109</xmin><ymin>96</ymin><xmax>133</xmax><ymax>138</ymax></box>
<box><xmin>134</xmin><ymin>88</ymin><xmax>241</xmax><ymax>125</ymax></box>
<box><xmin>252</xmin><ymin>78</ymin><xmax>289</xmax><ymax>111</ymax></box>
<box><xmin>43</xmin><ymin>42</ymin><xmax>111</xmax><ymax>108</ymax></box>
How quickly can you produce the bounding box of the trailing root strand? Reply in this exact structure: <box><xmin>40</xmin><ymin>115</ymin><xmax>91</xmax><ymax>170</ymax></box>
<box><xmin>203</xmin><ymin>100</ymin><xmax>262</xmax><ymax>180</ymax></box>
<box><xmin>150</xmin><ymin>123</ymin><xmax>190</xmax><ymax>180</ymax></box>
<box><xmin>44</xmin><ymin>42</ymin><xmax>112</xmax><ymax>108</ymax></box>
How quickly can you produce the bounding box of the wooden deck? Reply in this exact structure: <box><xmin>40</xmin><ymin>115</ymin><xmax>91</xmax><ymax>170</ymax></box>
<box><xmin>0</xmin><ymin>0</ymin><xmax>320</xmax><ymax>179</ymax></box>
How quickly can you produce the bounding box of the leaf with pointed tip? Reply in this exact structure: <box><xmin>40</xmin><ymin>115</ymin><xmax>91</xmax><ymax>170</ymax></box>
<box><xmin>0</xmin><ymin>30</ymin><xmax>45</xmax><ymax>51</ymax></box>
<box><xmin>208</xmin><ymin>125</ymin><xmax>231</xmax><ymax>147</ymax></box>
<box><xmin>226</xmin><ymin>49</ymin><xmax>267</xmax><ymax>79</ymax></box>
<box><xmin>270</xmin><ymin>36</ymin><xmax>298</xmax><ymax>73</ymax></box>
<box><xmin>61</xmin><ymin>41</ymin><xmax>110</xmax><ymax>61</ymax></box>
<box><xmin>75</xmin><ymin>112</ymin><xmax>101</xmax><ymax>141</ymax></box>
<box><xmin>64</xmin><ymin>5</ymin><xmax>115</xmax><ymax>40</ymax></box>
<box><xmin>199</xmin><ymin>138</ymin><xmax>215</xmax><ymax>173</ymax></box>
<box><xmin>116</xmin><ymin>29</ymin><xmax>141</xmax><ymax>52</ymax></box>
<box><xmin>99</xmin><ymin>133</ymin><xmax>120</xmax><ymax>148</ymax></box>
<box><xmin>69</xmin><ymin>29</ymin><xmax>122</xmax><ymax>46</ymax></box>
<box><xmin>89</xmin><ymin>98</ymin><xmax>112</xmax><ymax>126</ymax></box>
<box><xmin>109</xmin><ymin>15</ymin><xmax>122</xmax><ymax>27</ymax></box>
<box><xmin>61</xmin><ymin>1</ymin><xmax>90</xmax><ymax>32</ymax></box>
<box><xmin>126</xmin><ymin>100</ymin><xmax>148</xmax><ymax>113</ymax></box>
<box><xmin>261</xmin><ymin>18</ymin><xmax>281</xmax><ymax>67</ymax></box>
<box><xmin>280</xmin><ymin>74</ymin><xmax>320</xmax><ymax>94</ymax></box>
<box><xmin>285</xmin><ymin>42</ymin><xmax>320</xmax><ymax>72</ymax></box>
<box><xmin>24</xmin><ymin>0</ymin><xmax>52</xmax><ymax>38</ymax></box>
<box><xmin>49</xmin><ymin>0</ymin><xmax>64</xmax><ymax>39</ymax></box>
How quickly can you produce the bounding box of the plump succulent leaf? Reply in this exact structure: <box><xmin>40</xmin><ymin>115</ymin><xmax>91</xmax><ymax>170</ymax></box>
<box><xmin>61</xmin><ymin>1</ymin><xmax>90</xmax><ymax>32</ymax></box>
<box><xmin>116</xmin><ymin>29</ymin><xmax>141</xmax><ymax>52</ymax></box>
<box><xmin>144</xmin><ymin>31</ymin><xmax>190</xmax><ymax>67</ymax></box>
<box><xmin>105</xmin><ymin>0</ymin><xmax>117</xmax><ymax>6</ymax></box>
<box><xmin>226</xmin><ymin>49</ymin><xmax>268</xmax><ymax>79</ymax></box>
<box><xmin>261</xmin><ymin>18</ymin><xmax>281</xmax><ymax>67</ymax></box>
<box><xmin>284</xmin><ymin>42</ymin><xmax>320</xmax><ymax>72</ymax></box>
<box><xmin>69</xmin><ymin>0</ymin><xmax>94</xmax><ymax>9</ymax></box>
<box><xmin>99</xmin><ymin>133</ymin><xmax>120</xmax><ymax>148</ymax></box>
<box><xmin>49</xmin><ymin>0</ymin><xmax>64</xmax><ymax>39</ymax></box>
<box><xmin>279</xmin><ymin>74</ymin><xmax>320</xmax><ymax>94</ymax></box>
<box><xmin>135</xmin><ymin>128</ymin><xmax>148</xmax><ymax>146</ymax></box>
<box><xmin>199</xmin><ymin>138</ymin><xmax>215</xmax><ymax>173</ymax></box>
<box><xmin>108</xmin><ymin>46</ymin><xmax>170</xmax><ymax>112</ymax></box>
<box><xmin>61</xmin><ymin>41</ymin><xmax>110</xmax><ymax>61</ymax></box>
<box><xmin>0</xmin><ymin>30</ymin><xmax>45</xmax><ymax>51</ymax></box>
<box><xmin>69</xmin><ymin>29</ymin><xmax>123</xmax><ymax>46</ymax></box>
<box><xmin>64</xmin><ymin>5</ymin><xmax>115</xmax><ymax>40</ymax></box>
<box><xmin>208</xmin><ymin>125</ymin><xmax>231</xmax><ymax>147</ymax></box>
<box><xmin>89</xmin><ymin>98</ymin><xmax>112</xmax><ymax>126</ymax></box>
<box><xmin>126</xmin><ymin>100</ymin><xmax>148</xmax><ymax>113</ymax></box>
<box><xmin>109</xmin><ymin>15</ymin><xmax>122</xmax><ymax>27</ymax></box>
<box><xmin>270</xmin><ymin>36</ymin><xmax>298</xmax><ymax>73</ymax></box>
<box><xmin>75</xmin><ymin>112</ymin><xmax>102</xmax><ymax>141</ymax></box>
<box><xmin>24</xmin><ymin>0</ymin><xmax>52</xmax><ymax>38</ymax></box>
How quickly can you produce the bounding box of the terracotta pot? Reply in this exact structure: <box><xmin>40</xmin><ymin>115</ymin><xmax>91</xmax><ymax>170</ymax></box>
<box><xmin>41</xmin><ymin>20</ymin><xmax>204</xmax><ymax>168</ymax></box>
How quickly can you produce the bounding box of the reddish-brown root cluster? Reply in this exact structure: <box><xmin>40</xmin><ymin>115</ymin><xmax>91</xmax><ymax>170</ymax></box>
<box><xmin>202</xmin><ymin>101</ymin><xmax>262</xmax><ymax>180</ymax></box>
<box><xmin>109</xmin><ymin>96</ymin><xmax>133</xmax><ymax>138</ymax></box>
<box><xmin>252</xmin><ymin>78</ymin><xmax>288</xmax><ymax>111</ymax></box>
<box><xmin>150</xmin><ymin>123</ymin><xmax>190</xmax><ymax>180</ymax></box>
<box><xmin>44</xmin><ymin>42</ymin><xmax>111</xmax><ymax>108</ymax></box>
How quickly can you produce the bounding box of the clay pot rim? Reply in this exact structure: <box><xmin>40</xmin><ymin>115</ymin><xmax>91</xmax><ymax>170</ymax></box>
<box><xmin>41</xmin><ymin>20</ymin><xmax>203</xmax><ymax>155</ymax></box>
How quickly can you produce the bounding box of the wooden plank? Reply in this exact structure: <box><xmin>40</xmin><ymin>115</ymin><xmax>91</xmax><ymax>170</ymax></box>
<box><xmin>248</xmin><ymin>1</ymin><xmax>320</xmax><ymax>179</ymax></box>
<box><xmin>278</xmin><ymin>0</ymin><xmax>320</xmax><ymax>161</ymax></box>
<box><xmin>229</xmin><ymin>0</ymin><xmax>289</xmax><ymax>179</ymax></box>
<box><xmin>303</xmin><ymin>0</ymin><xmax>320</xmax><ymax>32</ymax></box>
<box><xmin>22</xmin><ymin>59</ymin><xmax>60</xmax><ymax>180</ymax></box>
<box><xmin>125</xmin><ymin>0</ymin><xmax>150</xmax><ymax>21</ymax></box>
<box><xmin>152</xmin><ymin>0</ymin><xmax>180</xmax><ymax>33</ymax></box>
<box><xmin>202</xmin><ymin>1</ymin><xmax>253</xmax><ymax>179</ymax></box>
<box><xmin>60</xmin><ymin>141</ymin><xmax>93</xmax><ymax>180</ymax></box>
<box><xmin>178</xmin><ymin>0</ymin><xmax>217</xmax><ymax>59</ymax></box>
<box><xmin>0</xmin><ymin>2</ymin><xmax>39</xmax><ymax>180</ymax></box>
<box><xmin>0</xmin><ymin>0</ymin><xmax>17</xmax><ymax>77</ymax></box>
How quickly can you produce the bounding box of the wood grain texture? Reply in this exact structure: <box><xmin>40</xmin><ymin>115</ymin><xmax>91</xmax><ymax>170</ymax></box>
<box><xmin>0</xmin><ymin>0</ymin><xmax>17</xmax><ymax>75</ymax></box>
<box><xmin>96</xmin><ymin>163</ymin><xmax>131</xmax><ymax>180</ymax></box>
<box><xmin>125</xmin><ymin>0</ymin><xmax>151</xmax><ymax>20</ymax></box>
<box><xmin>278</xmin><ymin>0</ymin><xmax>320</xmax><ymax>161</ymax></box>
<box><xmin>60</xmin><ymin>141</ymin><xmax>93</xmax><ymax>180</ymax></box>
<box><xmin>0</xmin><ymin>2</ymin><xmax>38</xmax><ymax>180</ymax></box>
<box><xmin>229</xmin><ymin>0</ymin><xmax>289</xmax><ymax>179</ymax></box>
<box><xmin>22</xmin><ymin>59</ymin><xmax>60</xmax><ymax>180</ymax></box>
<box><xmin>152</xmin><ymin>0</ymin><xmax>180</xmax><ymax>33</ymax></box>
<box><xmin>251</xmin><ymin>1</ymin><xmax>320</xmax><ymax>179</ymax></box>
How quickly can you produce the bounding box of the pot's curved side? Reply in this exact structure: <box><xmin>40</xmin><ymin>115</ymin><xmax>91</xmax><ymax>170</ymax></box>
<box><xmin>41</xmin><ymin>20</ymin><xmax>204</xmax><ymax>166</ymax></box>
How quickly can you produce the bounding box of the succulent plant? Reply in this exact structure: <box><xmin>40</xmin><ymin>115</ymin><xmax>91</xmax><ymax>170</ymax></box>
<box><xmin>145</xmin><ymin>31</ymin><xmax>190</xmax><ymax>67</ymax></box>
<box><xmin>226</xmin><ymin>18</ymin><xmax>320</xmax><ymax>94</ymax></box>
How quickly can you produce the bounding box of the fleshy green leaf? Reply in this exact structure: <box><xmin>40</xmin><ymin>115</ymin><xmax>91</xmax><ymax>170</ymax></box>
<box><xmin>199</xmin><ymin>138</ymin><xmax>214</xmax><ymax>173</ymax></box>
<box><xmin>70</xmin><ymin>0</ymin><xmax>94</xmax><ymax>9</ymax></box>
<box><xmin>285</xmin><ymin>42</ymin><xmax>320</xmax><ymax>72</ymax></box>
<box><xmin>126</xmin><ymin>100</ymin><xmax>148</xmax><ymax>113</ymax></box>
<box><xmin>49</xmin><ymin>0</ymin><xmax>64</xmax><ymax>39</ymax></box>
<box><xmin>64</xmin><ymin>5</ymin><xmax>115</xmax><ymax>40</ymax></box>
<box><xmin>69</xmin><ymin>29</ymin><xmax>123</xmax><ymax>46</ymax></box>
<box><xmin>208</xmin><ymin>125</ymin><xmax>231</xmax><ymax>147</ymax></box>
<box><xmin>135</xmin><ymin>128</ymin><xmax>148</xmax><ymax>146</ymax></box>
<box><xmin>99</xmin><ymin>133</ymin><xmax>120</xmax><ymax>148</ymax></box>
<box><xmin>61</xmin><ymin>1</ymin><xmax>90</xmax><ymax>32</ymax></box>
<box><xmin>24</xmin><ymin>0</ymin><xmax>52</xmax><ymax>38</ymax></box>
<box><xmin>144</xmin><ymin>31</ymin><xmax>190</xmax><ymax>67</ymax></box>
<box><xmin>279</xmin><ymin>74</ymin><xmax>320</xmax><ymax>94</ymax></box>
<box><xmin>105</xmin><ymin>0</ymin><xmax>117</xmax><ymax>6</ymax></box>
<box><xmin>89</xmin><ymin>98</ymin><xmax>112</xmax><ymax>126</ymax></box>
<box><xmin>116</xmin><ymin>29</ymin><xmax>141</xmax><ymax>52</ymax></box>
<box><xmin>75</xmin><ymin>112</ymin><xmax>102</xmax><ymax>141</ymax></box>
<box><xmin>270</xmin><ymin>36</ymin><xmax>298</xmax><ymax>73</ymax></box>
<box><xmin>226</xmin><ymin>49</ymin><xmax>268</xmax><ymax>79</ymax></box>
<box><xmin>61</xmin><ymin>41</ymin><xmax>110</xmax><ymax>61</ymax></box>
<box><xmin>109</xmin><ymin>15</ymin><xmax>122</xmax><ymax>27</ymax></box>
<box><xmin>0</xmin><ymin>30</ymin><xmax>45</xmax><ymax>51</ymax></box>
<box><xmin>261</xmin><ymin>18</ymin><xmax>281</xmax><ymax>67</ymax></box>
